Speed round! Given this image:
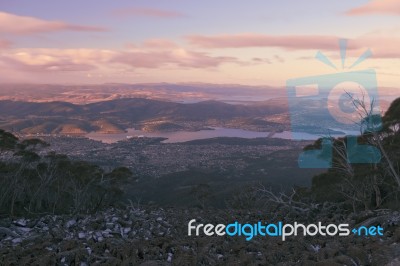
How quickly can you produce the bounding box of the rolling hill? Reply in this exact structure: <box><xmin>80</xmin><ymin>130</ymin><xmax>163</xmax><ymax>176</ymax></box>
<box><xmin>0</xmin><ymin>98</ymin><xmax>288</xmax><ymax>134</ymax></box>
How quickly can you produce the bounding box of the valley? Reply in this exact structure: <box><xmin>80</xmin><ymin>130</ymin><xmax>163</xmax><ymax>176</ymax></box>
<box><xmin>35</xmin><ymin>135</ymin><xmax>321</xmax><ymax>207</ymax></box>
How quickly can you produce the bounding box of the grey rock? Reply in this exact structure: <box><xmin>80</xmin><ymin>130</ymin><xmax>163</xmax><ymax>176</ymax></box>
<box><xmin>11</xmin><ymin>238</ymin><xmax>22</xmax><ymax>244</ymax></box>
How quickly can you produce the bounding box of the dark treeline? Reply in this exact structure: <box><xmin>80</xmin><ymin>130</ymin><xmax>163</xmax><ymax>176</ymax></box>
<box><xmin>220</xmin><ymin>97</ymin><xmax>400</xmax><ymax>215</ymax></box>
<box><xmin>309</xmin><ymin>97</ymin><xmax>400</xmax><ymax>212</ymax></box>
<box><xmin>0</xmin><ymin>130</ymin><xmax>133</xmax><ymax>217</ymax></box>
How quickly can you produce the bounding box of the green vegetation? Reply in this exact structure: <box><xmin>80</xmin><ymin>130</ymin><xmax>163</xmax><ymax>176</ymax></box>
<box><xmin>310</xmin><ymin>97</ymin><xmax>400</xmax><ymax>211</ymax></box>
<box><xmin>0</xmin><ymin>129</ymin><xmax>133</xmax><ymax>217</ymax></box>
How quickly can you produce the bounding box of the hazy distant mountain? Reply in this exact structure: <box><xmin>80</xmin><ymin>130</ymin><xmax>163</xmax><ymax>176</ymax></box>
<box><xmin>0</xmin><ymin>98</ymin><xmax>288</xmax><ymax>134</ymax></box>
<box><xmin>0</xmin><ymin>83</ymin><xmax>393</xmax><ymax>135</ymax></box>
<box><xmin>0</xmin><ymin>83</ymin><xmax>284</xmax><ymax>104</ymax></box>
<box><xmin>0</xmin><ymin>83</ymin><xmax>396</xmax><ymax>106</ymax></box>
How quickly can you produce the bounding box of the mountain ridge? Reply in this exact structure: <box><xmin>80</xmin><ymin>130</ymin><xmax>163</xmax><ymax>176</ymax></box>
<box><xmin>0</xmin><ymin>98</ymin><xmax>288</xmax><ymax>134</ymax></box>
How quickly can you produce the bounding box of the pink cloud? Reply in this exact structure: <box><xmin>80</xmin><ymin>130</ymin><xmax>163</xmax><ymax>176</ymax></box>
<box><xmin>186</xmin><ymin>34</ymin><xmax>358</xmax><ymax>50</ymax></box>
<box><xmin>112</xmin><ymin>8</ymin><xmax>185</xmax><ymax>18</ymax></box>
<box><xmin>1</xmin><ymin>56</ymin><xmax>96</xmax><ymax>72</ymax></box>
<box><xmin>141</xmin><ymin>39</ymin><xmax>179</xmax><ymax>49</ymax></box>
<box><xmin>0</xmin><ymin>39</ymin><xmax>12</xmax><ymax>49</ymax></box>
<box><xmin>126</xmin><ymin>39</ymin><xmax>179</xmax><ymax>50</ymax></box>
<box><xmin>0</xmin><ymin>12</ymin><xmax>107</xmax><ymax>35</ymax></box>
<box><xmin>355</xmin><ymin>37</ymin><xmax>400</xmax><ymax>59</ymax></box>
<box><xmin>111</xmin><ymin>49</ymin><xmax>237</xmax><ymax>68</ymax></box>
<box><xmin>187</xmin><ymin>33</ymin><xmax>400</xmax><ymax>59</ymax></box>
<box><xmin>0</xmin><ymin>47</ymin><xmax>237</xmax><ymax>73</ymax></box>
<box><xmin>0</xmin><ymin>48</ymin><xmax>114</xmax><ymax>73</ymax></box>
<box><xmin>346</xmin><ymin>0</ymin><xmax>400</xmax><ymax>16</ymax></box>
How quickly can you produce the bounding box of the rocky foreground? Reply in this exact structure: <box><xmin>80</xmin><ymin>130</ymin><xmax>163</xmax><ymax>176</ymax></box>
<box><xmin>0</xmin><ymin>207</ymin><xmax>399</xmax><ymax>266</ymax></box>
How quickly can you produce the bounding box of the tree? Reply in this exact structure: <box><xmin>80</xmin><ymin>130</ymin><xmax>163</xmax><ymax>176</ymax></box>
<box><xmin>0</xmin><ymin>129</ymin><xmax>18</xmax><ymax>150</ymax></box>
<box><xmin>191</xmin><ymin>183</ymin><xmax>212</xmax><ymax>209</ymax></box>
<box><xmin>0</xmin><ymin>130</ymin><xmax>134</xmax><ymax>217</ymax></box>
<box><xmin>310</xmin><ymin>95</ymin><xmax>400</xmax><ymax>212</ymax></box>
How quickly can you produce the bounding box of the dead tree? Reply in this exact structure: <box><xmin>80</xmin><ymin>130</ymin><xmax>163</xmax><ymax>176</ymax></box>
<box><xmin>347</xmin><ymin>92</ymin><xmax>400</xmax><ymax>188</ymax></box>
<box><xmin>256</xmin><ymin>184</ymin><xmax>319</xmax><ymax>215</ymax></box>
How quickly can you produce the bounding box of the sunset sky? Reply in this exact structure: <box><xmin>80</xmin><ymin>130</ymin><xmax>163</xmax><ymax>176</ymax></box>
<box><xmin>0</xmin><ymin>0</ymin><xmax>399</xmax><ymax>87</ymax></box>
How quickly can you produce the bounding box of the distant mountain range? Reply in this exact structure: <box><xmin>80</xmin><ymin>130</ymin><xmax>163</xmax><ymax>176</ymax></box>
<box><xmin>0</xmin><ymin>83</ymin><xmax>285</xmax><ymax>104</ymax></box>
<box><xmin>0</xmin><ymin>83</ymin><xmax>394</xmax><ymax>135</ymax></box>
<box><xmin>0</xmin><ymin>83</ymin><xmax>396</xmax><ymax>105</ymax></box>
<box><xmin>0</xmin><ymin>98</ymin><xmax>289</xmax><ymax>134</ymax></box>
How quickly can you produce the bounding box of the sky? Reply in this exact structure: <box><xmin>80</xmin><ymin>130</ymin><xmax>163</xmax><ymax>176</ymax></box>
<box><xmin>0</xmin><ymin>0</ymin><xmax>399</xmax><ymax>87</ymax></box>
